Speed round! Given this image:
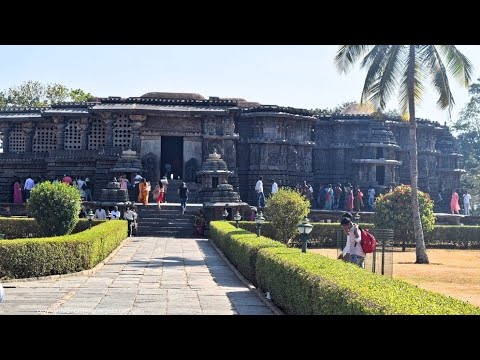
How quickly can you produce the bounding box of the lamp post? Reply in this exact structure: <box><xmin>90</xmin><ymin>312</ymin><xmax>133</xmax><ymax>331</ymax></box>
<box><xmin>233</xmin><ymin>210</ymin><xmax>242</xmax><ymax>228</ymax></box>
<box><xmin>222</xmin><ymin>208</ymin><xmax>229</xmax><ymax>221</ymax></box>
<box><xmin>297</xmin><ymin>216</ymin><xmax>313</xmax><ymax>253</ymax></box>
<box><xmin>255</xmin><ymin>211</ymin><xmax>265</xmax><ymax>237</ymax></box>
<box><xmin>86</xmin><ymin>209</ymin><xmax>94</xmax><ymax>229</ymax></box>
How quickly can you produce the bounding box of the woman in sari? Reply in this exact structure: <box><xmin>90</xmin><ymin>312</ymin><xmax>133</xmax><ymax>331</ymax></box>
<box><xmin>138</xmin><ymin>178</ymin><xmax>151</xmax><ymax>205</ymax></box>
<box><xmin>13</xmin><ymin>178</ymin><xmax>23</xmax><ymax>204</ymax></box>
<box><xmin>450</xmin><ymin>189</ymin><xmax>461</xmax><ymax>215</ymax></box>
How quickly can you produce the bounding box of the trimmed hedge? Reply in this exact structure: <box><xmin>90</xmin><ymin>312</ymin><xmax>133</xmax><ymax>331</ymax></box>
<box><xmin>255</xmin><ymin>247</ymin><xmax>480</xmax><ymax>314</ymax></box>
<box><xmin>237</xmin><ymin>221</ymin><xmax>480</xmax><ymax>249</ymax></box>
<box><xmin>210</xmin><ymin>221</ymin><xmax>285</xmax><ymax>286</ymax></box>
<box><xmin>0</xmin><ymin>220</ymin><xmax>128</xmax><ymax>279</ymax></box>
<box><xmin>0</xmin><ymin>218</ymin><xmax>102</xmax><ymax>239</ymax></box>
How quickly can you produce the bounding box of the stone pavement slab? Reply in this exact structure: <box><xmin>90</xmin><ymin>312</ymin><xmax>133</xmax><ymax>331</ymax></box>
<box><xmin>1</xmin><ymin>237</ymin><xmax>275</xmax><ymax>315</ymax></box>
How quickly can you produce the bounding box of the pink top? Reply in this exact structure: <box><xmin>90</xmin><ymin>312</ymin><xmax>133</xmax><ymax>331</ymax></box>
<box><xmin>450</xmin><ymin>192</ymin><xmax>460</xmax><ymax>212</ymax></box>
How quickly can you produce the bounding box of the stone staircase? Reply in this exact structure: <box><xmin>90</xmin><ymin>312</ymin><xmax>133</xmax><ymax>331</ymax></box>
<box><xmin>163</xmin><ymin>180</ymin><xmax>200</xmax><ymax>203</ymax></box>
<box><xmin>136</xmin><ymin>204</ymin><xmax>199</xmax><ymax>238</ymax></box>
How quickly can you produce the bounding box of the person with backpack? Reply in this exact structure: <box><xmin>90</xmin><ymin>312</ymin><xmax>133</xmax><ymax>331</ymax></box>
<box><xmin>340</xmin><ymin>217</ymin><xmax>365</xmax><ymax>268</ymax></box>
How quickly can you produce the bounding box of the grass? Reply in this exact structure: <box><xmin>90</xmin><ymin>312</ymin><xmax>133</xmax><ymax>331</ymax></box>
<box><xmin>311</xmin><ymin>248</ymin><xmax>480</xmax><ymax>307</ymax></box>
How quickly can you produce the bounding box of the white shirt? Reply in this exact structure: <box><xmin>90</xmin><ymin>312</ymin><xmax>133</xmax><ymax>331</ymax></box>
<box><xmin>464</xmin><ymin>193</ymin><xmax>471</xmax><ymax>204</ymax></box>
<box><xmin>368</xmin><ymin>188</ymin><xmax>375</xmax><ymax>198</ymax></box>
<box><xmin>271</xmin><ymin>182</ymin><xmax>278</xmax><ymax>194</ymax></box>
<box><xmin>111</xmin><ymin>210</ymin><xmax>122</xmax><ymax>219</ymax></box>
<box><xmin>134</xmin><ymin>175</ymin><xmax>143</xmax><ymax>186</ymax></box>
<box><xmin>342</xmin><ymin>224</ymin><xmax>364</xmax><ymax>257</ymax></box>
<box><xmin>24</xmin><ymin>178</ymin><xmax>35</xmax><ymax>190</ymax></box>
<box><xmin>95</xmin><ymin>209</ymin><xmax>106</xmax><ymax>220</ymax></box>
<box><xmin>255</xmin><ymin>179</ymin><xmax>263</xmax><ymax>193</ymax></box>
<box><xmin>124</xmin><ymin>210</ymin><xmax>137</xmax><ymax>221</ymax></box>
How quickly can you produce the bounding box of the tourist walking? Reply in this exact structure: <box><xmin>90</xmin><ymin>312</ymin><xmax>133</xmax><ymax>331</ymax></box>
<box><xmin>13</xmin><ymin>178</ymin><xmax>23</xmax><ymax>204</ymax></box>
<box><xmin>353</xmin><ymin>187</ymin><xmax>364</xmax><ymax>212</ymax></box>
<box><xmin>152</xmin><ymin>181</ymin><xmax>165</xmax><ymax>208</ymax></box>
<box><xmin>324</xmin><ymin>184</ymin><xmax>333</xmax><ymax>210</ymax></box>
<box><xmin>450</xmin><ymin>189</ymin><xmax>460</xmax><ymax>215</ymax></box>
<box><xmin>24</xmin><ymin>175</ymin><xmax>34</xmax><ymax>201</ymax></box>
<box><xmin>255</xmin><ymin>176</ymin><xmax>265</xmax><ymax>208</ymax></box>
<box><xmin>124</xmin><ymin>206</ymin><xmax>138</xmax><ymax>236</ymax></box>
<box><xmin>178</xmin><ymin>182</ymin><xmax>189</xmax><ymax>214</ymax></box>
<box><xmin>367</xmin><ymin>185</ymin><xmax>375</xmax><ymax>210</ymax></box>
<box><xmin>138</xmin><ymin>178</ymin><xmax>151</xmax><ymax>205</ymax></box>
<box><xmin>463</xmin><ymin>191</ymin><xmax>472</xmax><ymax>216</ymax></box>
<box><xmin>340</xmin><ymin>217</ymin><xmax>365</xmax><ymax>268</ymax></box>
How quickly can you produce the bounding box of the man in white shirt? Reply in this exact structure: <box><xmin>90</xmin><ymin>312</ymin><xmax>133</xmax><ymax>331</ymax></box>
<box><xmin>271</xmin><ymin>179</ymin><xmax>278</xmax><ymax>195</ymax></box>
<box><xmin>463</xmin><ymin>191</ymin><xmax>472</xmax><ymax>216</ymax></box>
<box><xmin>341</xmin><ymin>217</ymin><xmax>365</xmax><ymax>268</ymax></box>
<box><xmin>111</xmin><ymin>206</ymin><xmax>122</xmax><ymax>219</ymax></box>
<box><xmin>124</xmin><ymin>207</ymin><xmax>138</xmax><ymax>236</ymax></box>
<box><xmin>95</xmin><ymin>208</ymin><xmax>107</xmax><ymax>220</ymax></box>
<box><xmin>24</xmin><ymin>175</ymin><xmax>35</xmax><ymax>200</ymax></box>
<box><xmin>255</xmin><ymin>176</ymin><xmax>265</xmax><ymax>208</ymax></box>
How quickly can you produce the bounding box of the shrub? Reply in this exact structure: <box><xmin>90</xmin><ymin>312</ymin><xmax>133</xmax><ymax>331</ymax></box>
<box><xmin>0</xmin><ymin>220</ymin><xmax>127</xmax><ymax>279</ymax></box>
<box><xmin>27</xmin><ymin>181</ymin><xmax>82</xmax><ymax>236</ymax></box>
<box><xmin>255</xmin><ymin>247</ymin><xmax>480</xmax><ymax>314</ymax></box>
<box><xmin>0</xmin><ymin>218</ymin><xmax>102</xmax><ymax>239</ymax></box>
<box><xmin>210</xmin><ymin>221</ymin><xmax>285</xmax><ymax>285</ymax></box>
<box><xmin>374</xmin><ymin>185</ymin><xmax>435</xmax><ymax>243</ymax></box>
<box><xmin>264</xmin><ymin>188</ymin><xmax>310</xmax><ymax>244</ymax></box>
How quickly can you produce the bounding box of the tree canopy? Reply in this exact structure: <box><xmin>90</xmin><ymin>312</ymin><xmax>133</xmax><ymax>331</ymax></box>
<box><xmin>1</xmin><ymin>81</ymin><xmax>94</xmax><ymax>107</ymax></box>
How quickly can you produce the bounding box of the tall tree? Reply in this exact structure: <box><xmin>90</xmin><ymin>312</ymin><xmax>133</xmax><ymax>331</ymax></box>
<box><xmin>453</xmin><ymin>77</ymin><xmax>480</xmax><ymax>205</ymax></box>
<box><xmin>69</xmin><ymin>88</ymin><xmax>93</xmax><ymax>102</ymax></box>
<box><xmin>335</xmin><ymin>45</ymin><xmax>473</xmax><ymax>264</ymax></box>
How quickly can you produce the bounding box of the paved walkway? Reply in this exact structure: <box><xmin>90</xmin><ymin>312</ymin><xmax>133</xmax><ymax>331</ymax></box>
<box><xmin>0</xmin><ymin>237</ymin><xmax>275</xmax><ymax>315</ymax></box>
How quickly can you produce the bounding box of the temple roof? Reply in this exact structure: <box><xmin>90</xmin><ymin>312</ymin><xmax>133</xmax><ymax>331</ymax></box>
<box><xmin>140</xmin><ymin>92</ymin><xmax>206</xmax><ymax>100</ymax></box>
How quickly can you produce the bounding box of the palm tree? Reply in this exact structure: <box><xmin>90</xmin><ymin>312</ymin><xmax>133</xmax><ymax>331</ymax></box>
<box><xmin>335</xmin><ymin>45</ymin><xmax>473</xmax><ymax>264</ymax></box>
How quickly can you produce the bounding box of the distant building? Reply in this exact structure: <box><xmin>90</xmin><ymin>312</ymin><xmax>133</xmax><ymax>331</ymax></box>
<box><xmin>0</xmin><ymin>93</ymin><xmax>463</xmax><ymax>207</ymax></box>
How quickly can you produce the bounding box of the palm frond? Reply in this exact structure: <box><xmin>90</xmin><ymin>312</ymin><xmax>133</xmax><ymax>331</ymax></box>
<box><xmin>335</xmin><ymin>45</ymin><xmax>372</xmax><ymax>74</ymax></box>
<box><xmin>359</xmin><ymin>46</ymin><xmax>390</xmax><ymax>106</ymax></box>
<box><xmin>437</xmin><ymin>45</ymin><xmax>474</xmax><ymax>87</ymax></box>
<box><xmin>419</xmin><ymin>45</ymin><xmax>455</xmax><ymax>114</ymax></box>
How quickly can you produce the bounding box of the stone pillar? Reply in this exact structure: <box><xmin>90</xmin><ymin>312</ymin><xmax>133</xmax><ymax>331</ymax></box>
<box><xmin>23</xmin><ymin>122</ymin><xmax>35</xmax><ymax>152</ymax></box>
<box><xmin>104</xmin><ymin>118</ymin><xmax>115</xmax><ymax>147</ymax></box>
<box><xmin>129</xmin><ymin>115</ymin><xmax>147</xmax><ymax>152</ymax></box>
<box><xmin>54</xmin><ymin>117</ymin><xmax>65</xmax><ymax>150</ymax></box>
<box><xmin>79</xmin><ymin>117</ymin><xmax>90</xmax><ymax>150</ymax></box>
<box><xmin>0</xmin><ymin>123</ymin><xmax>11</xmax><ymax>153</ymax></box>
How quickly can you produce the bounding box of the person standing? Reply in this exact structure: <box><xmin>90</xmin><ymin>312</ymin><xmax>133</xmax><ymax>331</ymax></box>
<box><xmin>340</xmin><ymin>217</ymin><xmax>365</xmax><ymax>268</ymax></box>
<box><xmin>124</xmin><ymin>206</ymin><xmax>138</xmax><ymax>236</ymax></box>
<box><xmin>138</xmin><ymin>178</ymin><xmax>151</xmax><ymax>205</ymax></box>
<box><xmin>153</xmin><ymin>181</ymin><xmax>165</xmax><ymax>208</ymax></box>
<box><xmin>463</xmin><ymin>191</ymin><xmax>472</xmax><ymax>216</ymax></box>
<box><xmin>450</xmin><ymin>189</ymin><xmax>461</xmax><ymax>215</ymax></box>
<box><xmin>24</xmin><ymin>175</ymin><xmax>35</xmax><ymax>201</ymax></box>
<box><xmin>95</xmin><ymin>207</ymin><xmax>107</xmax><ymax>220</ymax></box>
<box><xmin>255</xmin><ymin>176</ymin><xmax>265</xmax><ymax>208</ymax></box>
<box><xmin>13</xmin><ymin>178</ymin><xmax>23</xmax><ymax>204</ymax></box>
<box><xmin>178</xmin><ymin>182</ymin><xmax>189</xmax><ymax>214</ymax></box>
<box><xmin>271</xmin><ymin>179</ymin><xmax>278</xmax><ymax>195</ymax></box>
<box><xmin>367</xmin><ymin>185</ymin><xmax>375</xmax><ymax>210</ymax></box>
<box><xmin>111</xmin><ymin>206</ymin><xmax>121</xmax><ymax>219</ymax></box>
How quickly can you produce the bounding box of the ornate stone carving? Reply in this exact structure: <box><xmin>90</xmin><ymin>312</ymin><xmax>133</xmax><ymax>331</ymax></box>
<box><xmin>184</xmin><ymin>157</ymin><xmax>200</xmax><ymax>182</ymax></box>
<box><xmin>141</xmin><ymin>152</ymin><xmax>158</xmax><ymax>182</ymax></box>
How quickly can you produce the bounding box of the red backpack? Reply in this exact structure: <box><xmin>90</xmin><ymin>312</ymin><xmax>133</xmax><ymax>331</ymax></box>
<box><xmin>360</xmin><ymin>229</ymin><xmax>376</xmax><ymax>253</ymax></box>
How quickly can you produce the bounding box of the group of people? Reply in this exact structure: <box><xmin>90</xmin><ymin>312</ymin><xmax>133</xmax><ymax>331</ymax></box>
<box><xmin>11</xmin><ymin>174</ymin><xmax>94</xmax><ymax>204</ymax></box>
<box><xmin>449</xmin><ymin>189</ymin><xmax>473</xmax><ymax>215</ymax></box>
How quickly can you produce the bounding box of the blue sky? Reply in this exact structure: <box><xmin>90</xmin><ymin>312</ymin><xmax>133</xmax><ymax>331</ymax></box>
<box><xmin>0</xmin><ymin>45</ymin><xmax>479</xmax><ymax>124</ymax></box>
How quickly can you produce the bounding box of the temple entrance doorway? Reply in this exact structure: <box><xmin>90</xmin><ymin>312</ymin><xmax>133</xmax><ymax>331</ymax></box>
<box><xmin>376</xmin><ymin>165</ymin><xmax>385</xmax><ymax>185</ymax></box>
<box><xmin>161</xmin><ymin>136</ymin><xmax>183</xmax><ymax>179</ymax></box>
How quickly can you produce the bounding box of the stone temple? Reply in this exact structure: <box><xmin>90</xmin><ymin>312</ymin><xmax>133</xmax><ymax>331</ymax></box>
<box><xmin>0</xmin><ymin>92</ymin><xmax>463</xmax><ymax>207</ymax></box>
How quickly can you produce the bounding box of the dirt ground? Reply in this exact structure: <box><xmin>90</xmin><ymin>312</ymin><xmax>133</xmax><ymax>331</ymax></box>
<box><xmin>311</xmin><ymin>248</ymin><xmax>480</xmax><ymax>307</ymax></box>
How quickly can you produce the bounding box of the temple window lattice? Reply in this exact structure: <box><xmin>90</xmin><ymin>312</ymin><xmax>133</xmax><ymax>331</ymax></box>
<box><xmin>64</xmin><ymin>119</ymin><xmax>82</xmax><ymax>150</ymax></box>
<box><xmin>9</xmin><ymin>124</ymin><xmax>26</xmax><ymax>153</ymax></box>
<box><xmin>113</xmin><ymin>115</ymin><xmax>132</xmax><ymax>148</ymax></box>
<box><xmin>33</xmin><ymin>126</ymin><xmax>57</xmax><ymax>151</ymax></box>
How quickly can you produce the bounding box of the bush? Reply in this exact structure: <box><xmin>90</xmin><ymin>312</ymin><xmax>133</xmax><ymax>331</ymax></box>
<box><xmin>374</xmin><ymin>185</ymin><xmax>435</xmax><ymax>243</ymax></box>
<box><xmin>210</xmin><ymin>221</ymin><xmax>285</xmax><ymax>285</ymax></box>
<box><xmin>0</xmin><ymin>218</ymin><xmax>102</xmax><ymax>239</ymax></box>
<box><xmin>0</xmin><ymin>220</ymin><xmax>127</xmax><ymax>279</ymax></box>
<box><xmin>27</xmin><ymin>181</ymin><xmax>82</xmax><ymax>236</ymax></box>
<box><xmin>255</xmin><ymin>247</ymin><xmax>480</xmax><ymax>314</ymax></box>
<box><xmin>264</xmin><ymin>188</ymin><xmax>310</xmax><ymax>244</ymax></box>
